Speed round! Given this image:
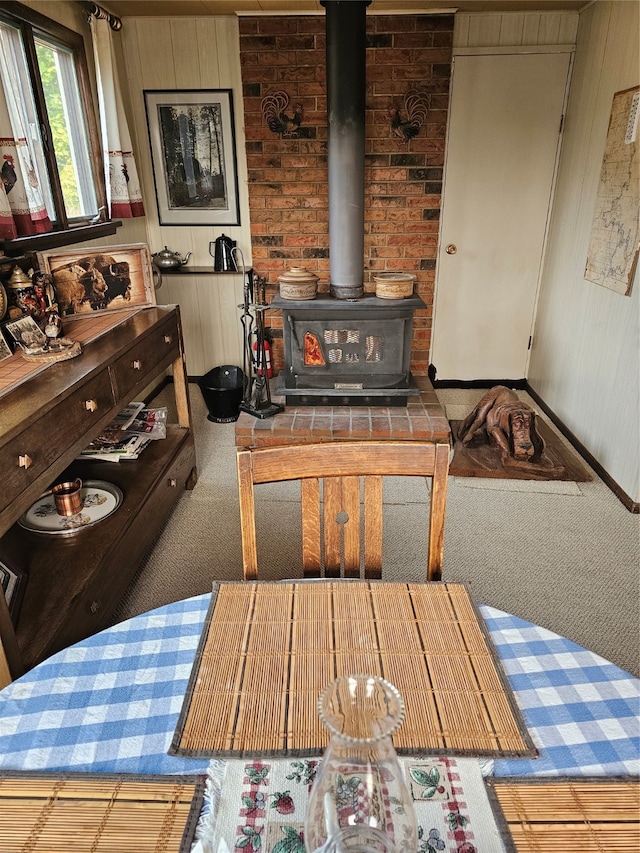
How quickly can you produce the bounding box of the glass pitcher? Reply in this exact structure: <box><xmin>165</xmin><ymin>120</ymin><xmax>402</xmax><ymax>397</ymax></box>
<box><xmin>304</xmin><ymin>674</ymin><xmax>417</xmax><ymax>853</ymax></box>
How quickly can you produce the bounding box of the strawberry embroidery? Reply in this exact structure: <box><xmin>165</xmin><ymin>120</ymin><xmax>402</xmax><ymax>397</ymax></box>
<box><xmin>271</xmin><ymin>790</ymin><xmax>295</xmax><ymax>814</ymax></box>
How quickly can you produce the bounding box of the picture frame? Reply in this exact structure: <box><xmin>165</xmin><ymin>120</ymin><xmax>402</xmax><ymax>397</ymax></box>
<box><xmin>35</xmin><ymin>244</ymin><xmax>156</xmax><ymax>318</ymax></box>
<box><xmin>144</xmin><ymin>89</ymin><xmax>240</xmax><ymax>226</ymax></box>
<box><xmin>0</xmin><ymin>557</ymin><xmax>27</xmax><ymax>626</ymax></box>
<box><xmin>4</xmin><ymin>314</ymin><xmax>48</xmax><ymax>352</ymax></box>
<box><xmin>585</xmin><ymin>85</ymin><xmax>639</xmax><ymax>296</ymax></box>
<box><xmin>0</xmin><ymin>330</ymin><xmax>13</xmax><ymax>361</ymax></box>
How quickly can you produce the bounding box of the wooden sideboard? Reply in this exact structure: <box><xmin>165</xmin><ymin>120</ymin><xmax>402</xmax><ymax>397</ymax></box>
<box><xmin>0</xmin><ymin>305</ymin><xmax>197</xmax><ymax>675</ymax></box>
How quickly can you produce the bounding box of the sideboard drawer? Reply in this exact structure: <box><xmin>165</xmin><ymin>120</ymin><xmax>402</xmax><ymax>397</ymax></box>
<box><xmin>0</xmin><ymin>370</ymin><xmax>114</xmax><ymax>504</ymax></box>
<box><xmin>110</xmin><ymin>317</ymin><xmax>180</xmax><ymax>402</ymax></box>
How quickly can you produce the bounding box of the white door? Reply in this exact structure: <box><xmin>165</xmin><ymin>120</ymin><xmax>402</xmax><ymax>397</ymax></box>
<box><xmin>431</xmin><ymin>51</ymin><xmax>572</xmax><ymax>381</ymax></box>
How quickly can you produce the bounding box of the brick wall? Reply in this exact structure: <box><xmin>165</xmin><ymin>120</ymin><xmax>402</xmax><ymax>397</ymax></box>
<box><xmin>239</xmin><ymin>13</ymin><xmax>453</xmax><ymax>376</ymax></box>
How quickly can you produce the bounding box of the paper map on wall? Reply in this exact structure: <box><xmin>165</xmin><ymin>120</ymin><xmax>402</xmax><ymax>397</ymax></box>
<box><xmin>585</xmin><ymin>86</ymin><xmax>639</xmax><ymax>296</ymax></box>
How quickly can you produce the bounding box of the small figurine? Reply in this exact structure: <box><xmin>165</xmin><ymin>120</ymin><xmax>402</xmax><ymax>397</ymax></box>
<box><xmin>31</xmin><ymin>271</ymin><xmax>55</xmax><ymax>322</ymax></box>
<box><xmin>44</xmin><ymin>307</ymin><xmax>63</xmax><ymax>340</ymax></box>
<box><xmin>457</xmin><ymin>386</ymin><xmax>545</xmax><ymax>465</ymax></box>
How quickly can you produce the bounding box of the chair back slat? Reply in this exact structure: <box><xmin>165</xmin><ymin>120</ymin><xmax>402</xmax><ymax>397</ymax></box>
<box><xmin>323</xmin><ymin>478</ymin><xmax>343</xmax><ymax>577</ymax></box>
<box><xmin>0</xmin><ymin>643</ymin><xmax>11</xmax><ymax>690</ymax></box>
<box><xmin>237</xmin><ymin>449</ymin><xmax>259</xmax><ymax>580</ymax></box>
<box><xmin>0</xmin><ymin>585</ymin><xmax>25</xmax><ymax>688</ymax></box>
<box><xmin>237</xmin><ymin>440</ymin><xmax>449</xmax><ymax>581</ymax></box>
<box><xmin>301</xmin><ymin>478</ymin><xmax>322</xmax><ymax>576</ymax></box>
<box><xmin>364</xmin><ymin>476</ymin><xmax>383</xmax><ymax>578</ymax></box>
<box><xmin>248</xmin><ymin>441</ymin><xmax>438</xmax><ymax>481</ymax></box>
<box><xmin>341</xmin><ymin>476</ymin><xmax>361</xmax><ymax>578</ymax></box>
<box><xmin>428</xmin><ymin>443</ymin><xmax>450</xmax><ymax>580</ymax></box>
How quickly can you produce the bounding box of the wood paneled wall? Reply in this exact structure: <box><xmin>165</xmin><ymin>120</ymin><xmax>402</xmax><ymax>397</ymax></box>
<box><xmin>528</xmin><ymin>1</ymin><xmax>639</xmax><ymax>503</ymax></box>
<box><xmin>118</xmin><ymin>15</ymin><xmax>253</xmax><ymax>376</ymax></box>
<box><xmin>454</xmin><ymin>10</ymin><xmax>578</xmax><ymax>48</ymax></box>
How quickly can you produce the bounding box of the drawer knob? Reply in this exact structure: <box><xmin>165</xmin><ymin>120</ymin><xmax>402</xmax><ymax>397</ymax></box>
<box><xmin>169</xmin><ymin>478</ymin><xmax>177</xmax><ymax>487</ymax></box>
<box><xmin>90</xmin><ymin>600</ymin><xmax>102</xmax><ymax>614</ymax></box>
<box><xmin>84</xmin><ymin>399</ymin><xmax>98</xmax><ymax>412</ymax></box>
<box><xmin>18</xmin><ymin>453</ymin><xmax>33</xmax><ymax>469</ymax></box>
<box><xmin>132</xmin><ymin>359</ymin><xmax>142</xmax><ymax>370</ymax></box>
<box><xmin>164</xmin><ymin>334</ymin><xmax>173</xmax><ymax>344</ymax></box>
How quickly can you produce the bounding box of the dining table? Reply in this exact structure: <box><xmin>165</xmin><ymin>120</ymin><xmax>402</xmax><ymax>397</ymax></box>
<box><xmin>0</xmin><ymin>587</ymin><xmax>638</xmax><ymax>852</ymax></box>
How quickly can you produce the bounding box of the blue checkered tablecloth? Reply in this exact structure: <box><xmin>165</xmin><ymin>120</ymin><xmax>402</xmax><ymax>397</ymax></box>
<box><xmin>0</xmin><ymin>594</ymin><xmax>637</xmax><ymax>778</ymax></box>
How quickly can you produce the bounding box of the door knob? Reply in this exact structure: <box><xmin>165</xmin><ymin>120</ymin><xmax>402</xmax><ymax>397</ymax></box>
<box><xmin>445</xmin><ymin>244</ymin><xmax>457</xmax><ymax>255</ymax></box>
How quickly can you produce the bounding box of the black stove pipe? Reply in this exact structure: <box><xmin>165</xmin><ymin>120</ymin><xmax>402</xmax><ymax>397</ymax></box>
<box><xmin>322</xmin><ymin>0</ymin><xmax>370</xmax><ymax>300</ymax></box>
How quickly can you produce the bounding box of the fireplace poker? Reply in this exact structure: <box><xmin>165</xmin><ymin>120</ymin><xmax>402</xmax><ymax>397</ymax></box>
<box><xmin>234</xmin><ymin>250</ymin><xmax>283</xmax><ymax>419</ymax></box>
<box><xmin>234</xmin><ymin>246</ymin><xmax>254</xmax><ymax>402</ymax></box>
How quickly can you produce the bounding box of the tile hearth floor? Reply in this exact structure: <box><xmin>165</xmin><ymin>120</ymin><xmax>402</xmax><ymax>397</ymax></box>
<box><xmin>234</xmin><ymin>376</ymin><xmax>450</xmax><ymax>447</ymax></box>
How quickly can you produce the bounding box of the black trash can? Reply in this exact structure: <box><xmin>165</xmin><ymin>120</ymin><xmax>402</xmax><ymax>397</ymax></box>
<box><xmin>198</xmin><ymin>365</ymin><xmax>245</xmax><ymax>423</ymax></box>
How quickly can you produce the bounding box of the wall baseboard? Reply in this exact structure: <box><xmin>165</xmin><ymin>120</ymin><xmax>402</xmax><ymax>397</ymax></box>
<box><xmin>431</xmin><ymin>378</ymin><xmax>527</xmax><ymax>390</ymax></box>
<box><xmin>525</xmin><ymin>383</ymin><xmax>639</xmax><ymax>514</ymax></box>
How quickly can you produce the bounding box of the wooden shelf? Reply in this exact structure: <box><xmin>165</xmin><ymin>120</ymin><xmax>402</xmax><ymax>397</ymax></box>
<box><xmin>159</xmin><ymin>266</ymin><xmax>251</xmax><ymax>275</ymax></box>
<box><xmin>0</xmin><ymin>306</ymin><xmax>196</xmax><ymax>675</ymax></box>
<box><xmin>1</xmin><ymin>221</ymin><xmax>122</xmax><ymax>256</ymax></box>
<box><xmin>2</xmin><ymin>428</ymin><xmax>194</xmax><ymax>670</ymax></box>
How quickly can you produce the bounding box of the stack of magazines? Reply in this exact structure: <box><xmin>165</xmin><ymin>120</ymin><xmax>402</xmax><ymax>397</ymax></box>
<box><xmin>78</xmin><ymin>402</ymin><xmax>168</xmax><ymax>462</ymax></box>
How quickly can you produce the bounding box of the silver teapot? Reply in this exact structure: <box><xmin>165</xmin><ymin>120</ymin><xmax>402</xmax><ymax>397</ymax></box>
<box><xmin>151</xmin><ymin>246</ymin><xmax>191</xmax><ymax>270</ymax></box>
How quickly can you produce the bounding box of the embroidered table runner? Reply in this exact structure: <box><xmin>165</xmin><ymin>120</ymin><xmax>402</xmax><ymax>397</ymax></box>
<box><xmin>171</xmin><ymin>581</ymin><xmax>535</xmax><ymax>758</ymax></box>
<box><xmin>198</xmin><ymin>756</ymin><xmax>507</xmax><ymax>853</ymax></box>
<box><xmin>0</xmin><ymin>773</ymin><xmax>204</xmax><ymax>853</ymax></box>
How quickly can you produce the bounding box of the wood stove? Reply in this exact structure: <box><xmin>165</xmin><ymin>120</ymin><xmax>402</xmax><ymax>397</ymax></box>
<box><xmin>269</xmin><ymin>1</ymin><xmax>425</xmax><ymax>409</ymax></box>
<box><xmin>274</xmin><ymin>293</ymin><xmax>425</xmax><ymax>406</ymax></box>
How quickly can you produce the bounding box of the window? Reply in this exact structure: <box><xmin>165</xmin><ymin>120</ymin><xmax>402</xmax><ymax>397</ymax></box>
<box><xmin>0</xmin><ymin>2</ymin><xmax>106</xmax><ymax>233</ymax></box>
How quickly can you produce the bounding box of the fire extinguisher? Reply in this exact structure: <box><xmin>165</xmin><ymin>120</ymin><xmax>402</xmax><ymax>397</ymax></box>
<box><xmin>253</xmin><ymin>335</ymin><xmax>273</xmax><ymax>378</ymax></box>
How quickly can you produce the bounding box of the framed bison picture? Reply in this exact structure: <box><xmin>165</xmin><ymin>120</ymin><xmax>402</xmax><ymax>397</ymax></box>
<box><xmin>35</xmin><ymin>243</ymin><xmax>156</xmax><ymax>317</ymax></box>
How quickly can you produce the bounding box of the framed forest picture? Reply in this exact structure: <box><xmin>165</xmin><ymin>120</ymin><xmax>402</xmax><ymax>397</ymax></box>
<box><xmin>144</xmin><ymin>89</ymin><xmax>240</xmax><ymax>226</ymax></box>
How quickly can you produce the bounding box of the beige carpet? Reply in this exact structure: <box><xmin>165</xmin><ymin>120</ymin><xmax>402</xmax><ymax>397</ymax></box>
<box><xmin>112</xmin><ymin>385</ymin><xmax>640</xmax><ymax>677</ymax></box>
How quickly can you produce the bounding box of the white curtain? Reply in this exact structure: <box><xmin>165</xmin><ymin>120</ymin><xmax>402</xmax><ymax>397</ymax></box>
<box><xmin>0</xmin><ymin>24</ymin><xmax>52</xmax><ymax>239</ymax></box>
<box><xmin>90</xmin><ymin>16</ymin><xmax>144</xmax><ymax>219</ymax></box>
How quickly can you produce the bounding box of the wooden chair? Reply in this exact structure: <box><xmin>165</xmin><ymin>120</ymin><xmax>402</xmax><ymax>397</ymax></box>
<box><xmin>237</xmin><ymin>440</ymin><xmax>450</xmax><ymax>582</ymax></box>
<box><xmin>0</xmin><ymin>591</ymin><xmax>23</xmax><ymax>689</ymax></box>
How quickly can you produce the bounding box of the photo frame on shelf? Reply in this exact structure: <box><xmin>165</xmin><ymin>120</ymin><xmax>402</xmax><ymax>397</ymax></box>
<box><xmin>35</xmin><ymin>244</ymin><xmax>156</xmax><ymax>318</ymax></box>
<box><xmin>0</xmin><ymin>557</ymin><xmax>27</xmax><ymax>626</ymax></box>
<box><xmin>144</xmin><ymin>89</ymin><xmax>240</xmax><ymax>226</ymax></box>
<box><xmin>0</xmin><ymin>330</ymin><xmax>12</xmax><ymax>361</ymax></box>
<box><xmin>4</xmin><ymin>314</ymin><xmax>48</xmax><ymax>353</ymax></box>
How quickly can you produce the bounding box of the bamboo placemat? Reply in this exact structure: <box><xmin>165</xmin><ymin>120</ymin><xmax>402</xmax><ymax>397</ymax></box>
<box><xmin>0</xmin><ymin>772</ymin><xmax>204</xmax><ymax>853</ymax></box>
<box><xmin>486</xmin><ymin>777</ymin><xmax>640</xmax><ymax>852</ymax></box>
<box><xmin>171</xmin><ymin>581</ymin><xmax>536</xmax><ymax>758</ymax></box>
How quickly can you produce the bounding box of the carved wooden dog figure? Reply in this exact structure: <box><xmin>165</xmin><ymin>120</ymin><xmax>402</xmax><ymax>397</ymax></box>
<box><xmin>458</xmin><ymin>386</ymin><xmax>545</xmax><ymax>464</ymax></box>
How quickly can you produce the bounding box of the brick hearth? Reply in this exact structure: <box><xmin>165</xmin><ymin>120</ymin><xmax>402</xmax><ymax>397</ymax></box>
<box><xmin>235</xmin><ymin>377</ymin><xmax>450</xmax><ymax>448</ymax></box>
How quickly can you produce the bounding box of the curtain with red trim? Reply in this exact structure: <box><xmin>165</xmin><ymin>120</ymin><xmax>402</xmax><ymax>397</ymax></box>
<box><xmin>0</xmin><ymin>27</ymin><xmax>52</xmax><ymax>239</ymax></box>
<box><xmin>90</xmin><ymin>16</ymin><xmax>145</xmax><ymax>219</ymax></box>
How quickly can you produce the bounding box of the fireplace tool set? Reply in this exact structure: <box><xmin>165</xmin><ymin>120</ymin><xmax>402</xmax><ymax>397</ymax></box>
<box><xmin>234</xmin><ymin>247</ymin><xmax>283</xmax><ymax>420</ymax></box>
